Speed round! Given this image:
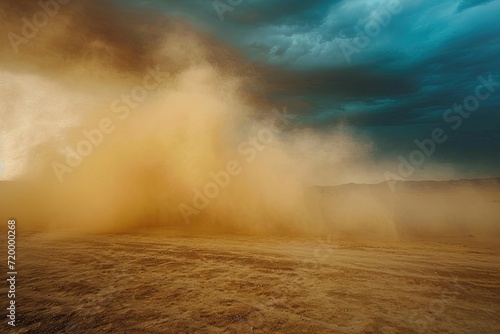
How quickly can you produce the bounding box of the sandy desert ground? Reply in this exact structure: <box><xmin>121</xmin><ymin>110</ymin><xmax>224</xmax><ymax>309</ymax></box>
<box><xmin>3</xmin><ymin>231</ymin><xmax>499</xmax><ymax>334</ymax></box>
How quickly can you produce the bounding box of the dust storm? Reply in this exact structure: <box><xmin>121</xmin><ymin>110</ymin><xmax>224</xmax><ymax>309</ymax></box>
<box><xmin>0</xmin><ymin>0</ymin><xmax>498</xmax><ymax>239</ymax></box>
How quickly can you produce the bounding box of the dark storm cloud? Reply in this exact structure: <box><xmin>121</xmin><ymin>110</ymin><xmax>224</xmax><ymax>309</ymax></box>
<box><xmin>195</xmin><ymin>0</ymin><xmax>500</xmax><ymax>172</ymax></box>
<box><xmin>34</xmin><ymin>0</ymin><xmax>500</xmax><ymax>173</ymax></box>
<box><xmin>1</xmin><ymin>0</ymin><xmax>256</xmax><ymax>80</ymax></box>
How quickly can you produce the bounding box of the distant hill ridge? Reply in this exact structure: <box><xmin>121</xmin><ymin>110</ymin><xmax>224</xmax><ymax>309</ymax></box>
<box><xmin>314</xmin><ymin>178</ymin><xmax>500</xmax><ymax>194</ymax></box>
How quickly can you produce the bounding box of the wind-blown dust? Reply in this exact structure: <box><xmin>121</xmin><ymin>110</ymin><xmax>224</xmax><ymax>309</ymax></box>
<box><xmin>1</xmin><ymin>0</ymin><xmax>498</xmax><ymax>238</ymax></box>
<box><xmin>0</xmin><ymin>0</ymin><xmax>371</xmax><ymax>234</ymax></box>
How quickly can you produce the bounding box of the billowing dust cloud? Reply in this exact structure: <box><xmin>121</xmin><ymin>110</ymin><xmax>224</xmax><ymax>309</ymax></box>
<box><xmin>0</xmin><ymin>0</ymin><xmax>372</xmax><ymax>234</ymax></box>
<box><xmin>1</xmin><ymin>0</ymin><xmax>498</xmax><ymax>237</ymax></box>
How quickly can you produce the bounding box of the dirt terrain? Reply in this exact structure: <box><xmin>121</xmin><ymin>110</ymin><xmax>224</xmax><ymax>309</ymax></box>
<box><xmin>4</xmin><ymin>232</ymin><xmax>499</xmax><ymax>334</ymax></box>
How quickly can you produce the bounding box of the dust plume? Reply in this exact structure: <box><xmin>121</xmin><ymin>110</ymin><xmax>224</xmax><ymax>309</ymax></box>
<box><xmin>0</xmin><ymin>0</ymin><xmax>372</xmax><ymax>234</ymax></box>
<box><xmin>1</xmin><ymin>0</ymin><xmax>498</xmax><ymax>238</ymax></box>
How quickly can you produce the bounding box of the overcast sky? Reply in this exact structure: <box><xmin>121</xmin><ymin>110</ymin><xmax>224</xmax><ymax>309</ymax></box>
<box><xmin>128</xmin><ymin>0</ymin><xmax>500</xmax><ymax>177</ymax></box>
